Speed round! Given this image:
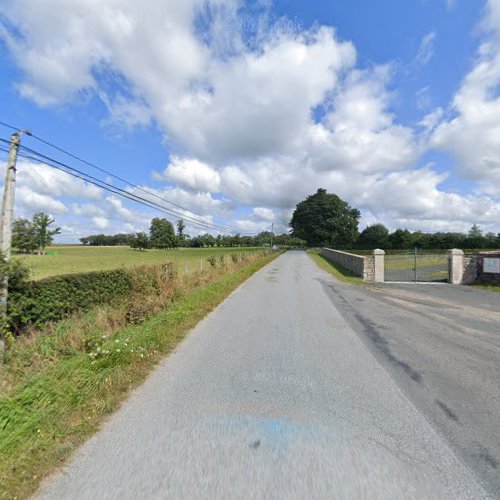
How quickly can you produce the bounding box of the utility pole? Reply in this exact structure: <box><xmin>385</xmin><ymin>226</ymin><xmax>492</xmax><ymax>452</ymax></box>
<box><xmin>270</xmin><ymin>223</ymin><xmax>274</xmax><ymax>249</ymax></box>
<box><xmin>0</xmin><ymin>130</ymin><xmax>28</xmax><ymax>353</ymax></box>
<box><xmin>1</xmin><ymin>132</ymin><xmax>22</xmax><ymax>259</ymax></box>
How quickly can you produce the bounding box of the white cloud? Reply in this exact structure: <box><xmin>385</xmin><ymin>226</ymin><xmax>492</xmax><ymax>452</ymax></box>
<box><xmin>92</xmin><ymin>216</ymin><xmax>109</xmax><ymax>230</ymax></box>
<box><xmin>1</xmin><ymin>0</ymin><xmax>499</xmax><ymax>236</ymax></box>
<box><xmin>162</xmin><ymin>157</ymin><xmax>221</xmax><ymax>192</ymax></box>
<box><xmin>419</xmin><ymin>107</ymin><xmax>444</xmax><ymax>131</ymax></box>
<box><xmin>16</xmin><ymin>186</ymin><xmax>68</xmax><ymax>215</ymax></box>
<box><xmin>414</xmin><ymin>32</ymin><xmax>436</xmax><ymax>67</ymax></box>
<box><xmin>253</xmin><ymin>207</ymin><xmax>275</xmax><ymax>221</ymax></box>
<box><xmin>431</xmin><ymin>0</ymin><xmax>500</xmax><ymax>183</ymax></box>
<box><xmin>17</xmin><ymin>161</ymin><xmax>102</xmax><ymax>200</ymax></box>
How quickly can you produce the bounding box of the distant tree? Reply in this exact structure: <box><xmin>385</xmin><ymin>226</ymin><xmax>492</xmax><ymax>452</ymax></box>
<box><xmin>290</xmin><ymin>189</ymin><xmax>360</xmax><ymax>247</ymax></box>
<box><xmin>388</xmin><ymin>229</ymin><xmax>414</xmax><ymax>249</ymax></box>
<box><xmin>130</xmin><ymin>232</ymin><xmax>149</xmax><ymax>251</ymax></box>
<box><xmin>12</xmin><ymin>218</ymin><xmax>37</xmax><ymax>254</ymax></box>
<box><xmin>466</xmin><ymin>224</ymin><xmax>484</xmax><ymax>249</ymax></box>
<box><xmin>32</xmin><ymin>212</ymin><xmax>61</xmax><ymax>254</ymax></box>
<box><xmin>255</xmin><ymin>231</ymin><xmax>273</xmax><ymax>246</ymax></box>
<box><xmin>176</xmin><ymin>219</ymin><xmax>186</xmax><ymax>246</ymax></box>
<box><xmin>358</xmin><ymin>224</ymin><xmax>389</xmax><ymax>248</ymax></box>
<box><xmin>79</xmin><ymin>233</ymin><xmax>134</xmax><ymax>246</ymax></box>
<box><xmin>201</xmin><ymin>233</ymin><xmax>216</xmax><ymax>247</ymax></box>
<box><xmin>149</xmin><ymin>218</ymin><xmax>177</xmax><ymax>249</ymax></box>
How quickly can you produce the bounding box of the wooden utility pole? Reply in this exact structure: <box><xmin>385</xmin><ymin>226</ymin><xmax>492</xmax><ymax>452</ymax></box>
<box><xmin>1</xmin><ymin>132</ymin><xmax>21</xmax><ymax>259</ymax></box>
<box><xmin>0</xmin><ymin>131</ymin><xmax>25</xmax><ymax>353</ymax></box>
<box><xmin>270</xmin><ymin>222</ymin><xmax>274</xmax><ymax>249</ymax></box>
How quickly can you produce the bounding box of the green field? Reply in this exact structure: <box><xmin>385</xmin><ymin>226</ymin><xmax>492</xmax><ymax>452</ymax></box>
<box><xmin>16</xmin><ymin>246</ymin><xmax>264</xmax><ymax>280</ymax></box>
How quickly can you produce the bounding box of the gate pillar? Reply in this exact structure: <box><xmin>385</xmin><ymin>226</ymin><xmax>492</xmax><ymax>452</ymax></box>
<box><xmin>448</xmin><ymin>248</ymin><xmax>464</xmax><ymax>284</ymax></box>
<box><xmin>373</xmin><ymin>249</ymin><xmax>385</xmax><ymax>283</ymax></box>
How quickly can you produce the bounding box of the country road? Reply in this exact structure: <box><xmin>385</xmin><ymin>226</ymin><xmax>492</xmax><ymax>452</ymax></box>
<box><xmin>37</xmin><ymin>250</ymin><xmax>499</xmax><ymax>499</ymax></box>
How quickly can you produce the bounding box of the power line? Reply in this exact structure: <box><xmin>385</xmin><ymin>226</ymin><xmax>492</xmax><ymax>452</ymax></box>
<box><xmin>4</xmin><ymin>140</ymin><xmax>257</xmax><ymax>235</ymax></box>
<box><xmin>0</xmin><ymin>119</ymin><xmax>242</xmax><ymax>233</ymax></box>
<box><xmin>16</xmin><ymin>150</ymin><xmax>244</xmax><ymax>234</ymax></box>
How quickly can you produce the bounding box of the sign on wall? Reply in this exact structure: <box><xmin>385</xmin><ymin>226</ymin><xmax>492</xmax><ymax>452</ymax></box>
<box><xmin>483</xmin><ymin>258</ymin><xmax>500</xmax><ymax>274</ymax></box>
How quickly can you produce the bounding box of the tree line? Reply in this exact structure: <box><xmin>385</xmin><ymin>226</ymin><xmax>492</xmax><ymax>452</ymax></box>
<box><xmin>81</xmin><ymin>218</ymin><xmax>306</xmax><ymax>251</ymax></box>
<box><xmin>290</xmin><ymin>189</ymin><xmax>500</xmax><ymax>250</ymax></box>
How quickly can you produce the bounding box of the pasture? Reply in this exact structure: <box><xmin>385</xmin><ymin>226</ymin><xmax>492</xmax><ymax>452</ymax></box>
<box><xmin>17</xmin><ymin>245</ymin><xmax>264</xmax><ymax>280</ymax></box>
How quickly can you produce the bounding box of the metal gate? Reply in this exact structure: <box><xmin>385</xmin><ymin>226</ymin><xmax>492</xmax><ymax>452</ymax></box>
<box><xmin>384</xmin><ymin>249</ymin><xmax>449</xmax><ymax>282</ymax></box>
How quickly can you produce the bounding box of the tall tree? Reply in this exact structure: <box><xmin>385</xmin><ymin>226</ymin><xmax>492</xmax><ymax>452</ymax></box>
<box><xmin>149</xmin><ymin>218</ymin><xmax>177</xmax><ymax>249</ymax></box>
<box><xmin>290</xmin><ymin>189</ymin><xmax>360</xmax><ymax>247</ymax></box>
<box><xmin>12</xmin><ymin>218</ymin><xmax>37</xmax><ymax>254</ymax></box>
<box><xmin>130</xmin><ymin>232</ymin><xmax>149</xmax><ymax>251</ymax></box>
<box><xmin>32</xmin><ymin>212</ymin><xmax>61</xmax><ymax>253</ymax></box>
<box><xmin>358</xmin><ymin>224</ymin><xmax>389</xmax><ymax>248</ymax></box>
<box><xmin>388</xmin><ymin>229</ymin><xmax>414</xmax><ymax>249</ymax></box>
<box><xmin>176</xmin><ymin>219</ymin><xmax>186</xmax><ymax>246</ymax></box>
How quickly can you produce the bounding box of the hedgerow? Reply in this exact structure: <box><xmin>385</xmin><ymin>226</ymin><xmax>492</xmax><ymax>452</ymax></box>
<box><xmin>6</xmin><ymin>266</ymin><xmax>175</xmax><ymax>332</ymax></box>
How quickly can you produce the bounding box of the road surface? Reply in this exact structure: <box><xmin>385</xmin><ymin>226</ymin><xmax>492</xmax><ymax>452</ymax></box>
<box><xmin>37</xmin><ymin>251</ymin><xmax>498</xmax><ymax>499</ymax></box>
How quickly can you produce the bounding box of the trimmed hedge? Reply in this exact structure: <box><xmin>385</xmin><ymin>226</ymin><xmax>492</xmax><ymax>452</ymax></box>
<box><xmin>8</xmin><ymin>269</ymin><xmax>133</xmax><ymax>332</ymax></box>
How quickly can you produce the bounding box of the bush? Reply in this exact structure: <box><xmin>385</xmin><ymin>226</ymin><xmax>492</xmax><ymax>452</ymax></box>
<box><xmin>207</xmin><ymin>256</ymin><xmax>217</xmax><ymax>268</ymax></box>
<box><xmin>6</xmin><ymin>263</ymin><xmax>179</xmax><ymax>333</ymax></box>
<box><xmin>8</xmin><ymin>269</ymin><xmax>133</xmax><ymax>332</ymax></box>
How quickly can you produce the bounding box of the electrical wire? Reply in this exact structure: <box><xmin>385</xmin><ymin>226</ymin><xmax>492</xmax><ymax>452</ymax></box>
<box><xmin>5</xmin><ymin>141</ymin><xmax>257</xmax><ymax>235</ymax></box>
<box><xmin>0</xmin><ymin>119</ymin><xmax>244</xmax><ymax>233</ymax></box>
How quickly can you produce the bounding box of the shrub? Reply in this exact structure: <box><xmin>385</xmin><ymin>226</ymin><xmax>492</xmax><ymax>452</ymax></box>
<box><xmin>207</xmin><ymin>256</ymin><xmax>217</xmax><ymax>268</ymax></box>
<box><xmin>6</xmin><ymin>263</ymin><xmax>176</xmax><ymax>333</ymax></box>
<box><xmin>231</xmin><ymin>254</ymin><xmax>239</xmax><ymax>263</ymax></box>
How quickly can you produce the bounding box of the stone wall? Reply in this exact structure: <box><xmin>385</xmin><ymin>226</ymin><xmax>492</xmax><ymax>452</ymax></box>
<box><xmin>450</xmin><ymin>250</ymin><xmax>500</xmax><ymax>285</ymax></box>
<box><xmin>476</xmin><ymin>252</ymin><xmax>500</xmax><ymax>285</ymax></box>
<box><xmin>321</xmin><ymin>248</ymin><xmax>375</xmax><ymax>282</ymax></box>
<box><xmin>462</xmin><ymin>255</ymin><xmax>479</xmax><ymax>285</ymax></box>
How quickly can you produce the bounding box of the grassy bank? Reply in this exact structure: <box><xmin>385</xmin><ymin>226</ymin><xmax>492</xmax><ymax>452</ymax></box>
<box><xmin>472</xmin><ymin>284</ymin><xmax>500</xmax><ymax>293</ymax></box>
<box><xmin>17</xmin><ymin>246</ymin><xmax>264</xmax><ymax>280</ymax></box>
<box><xmin>307</xmin><ymin>250</ymin><xmax>363</xmax><ymax>286</ymax></box>
<box><xmin>0</xmin><ymin>252</ymin><xmax>279</xmax><ymax>499</ymax></box>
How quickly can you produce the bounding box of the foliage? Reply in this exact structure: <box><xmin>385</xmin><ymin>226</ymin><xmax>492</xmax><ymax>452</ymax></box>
<box><xmin>0</xmin><ymin>255</ymin><xmax>31</xmax><ymax>336</ymax></box>
<box><xmin>358</xmin><ymin>224</ymin><xmax>389</xmax><ymax>248</ymax></box>
<box><xmin>176</xmin><ymin>219</ymin><xmax>186</xmax><ymax>246</ymax></box>
<box><xmin>130</xmin><ymin>232</ymin><xmax>149</xmax><ymax>251</ymax></box>
<box><xmin>290</xmin><ymin>189</ymin><xmax>360</xmax><ymax>247</ymax></box>
<box><xmin>80</xmin><ymin>233</ymin><xmax>134</xmax><ymax>246</ymax></box>
<box><xmin>32</xmin><ymin>212</ymin><xmax>61</xmax><ymax>253</ymax></box>
<box><xmin>12</xmin><ymin>218</ymin><xmax>37</xmax><ymax>254</ymax></box>
<box><xmin>7</xmin><ymin>268</ymin><xmax>134</xmax><ymax>332</ymax></box>
<box><xmin>149</xmin><ymin>217</ymin><xmax>178</xmax><ymax>249</ymax></box>
<box><xmin>12</xmin><ymin>212</ymin><xmax>61</xmax><ymax>254</ymax></box>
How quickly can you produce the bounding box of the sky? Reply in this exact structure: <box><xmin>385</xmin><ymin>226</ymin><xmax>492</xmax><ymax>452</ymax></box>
<box><xmin>0</xmin><ymin>0</ymin><xmax>499</xmax><ymax>242</ymax></box>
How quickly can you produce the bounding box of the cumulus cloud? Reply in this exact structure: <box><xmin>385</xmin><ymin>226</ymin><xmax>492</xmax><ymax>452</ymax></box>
<box><xmin>431</xmin><ymin>0</ymin><xmax>500</xmax><ymax>182</ymax></box>
<box><xmin>1</xmin><ymin>0</ymin><xmax>499</xmax><ymax>236</ymax></box>
<box><xmin>162</xmin><ymin>157</ymin><xmax>221</xmax><ymax>192</ymax></box>
<box><xmin>92</xmin><ymin>216</ymin><xmax>109</xmax><ymax>230</ymax></box>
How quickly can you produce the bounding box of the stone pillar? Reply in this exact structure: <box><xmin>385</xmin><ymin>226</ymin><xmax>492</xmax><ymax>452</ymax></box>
<box><xmin>373</xmin><ymin>249</ymin><xmax>385</xmax><ymax>283</ymax></box>
<box><xmin>448</xmin><ymin>248</ymin><xmax>464</xmax><ymax>284</ymax></box>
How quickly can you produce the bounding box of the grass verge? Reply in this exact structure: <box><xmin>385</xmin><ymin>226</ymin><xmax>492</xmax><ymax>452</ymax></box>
<box><xmin>307</xmin><ymin>250</ymin><xmax>363</xmax><ymax>286</ymax></box>
<box><xmin>471</xmin><ymin>284</ymin><xmax>500</xmax><ymax>293</ymax></box>
<box><xmin>0</xmin><ymin>252</ymin><xmax>279</xmax><ymax>499</ymax></box>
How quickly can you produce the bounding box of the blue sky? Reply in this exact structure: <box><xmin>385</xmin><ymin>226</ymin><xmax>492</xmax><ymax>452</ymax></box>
<box><xmin>0</xmin><ymin>0</ymin><xmax>499</xmax><ymax>241</ymax></box>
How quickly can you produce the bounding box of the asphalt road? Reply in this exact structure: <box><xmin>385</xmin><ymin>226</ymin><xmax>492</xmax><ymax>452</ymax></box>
<box><xmin>37</xmin><ymin>251</ymin><xmax>497</xmax><ymax>499</ymax></box>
